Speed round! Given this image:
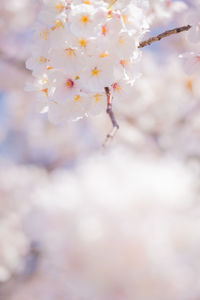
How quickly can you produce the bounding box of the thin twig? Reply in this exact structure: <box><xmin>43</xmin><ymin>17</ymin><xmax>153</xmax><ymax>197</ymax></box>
<box><xmin>103</xmin><ymin>87</ymin><xmax>119</xmax><ymax>146</ymax></box>
<box><xmin>138</xmin><ymin>25</ymin><xmax>192</xmax><ymax>48</ymax></box>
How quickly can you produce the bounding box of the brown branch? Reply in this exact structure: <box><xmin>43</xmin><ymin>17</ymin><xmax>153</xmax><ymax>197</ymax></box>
<box><xmin>103</xmin><ymin>87</ymin><xmax>119</xmax><ymax>146</ymax></box>
<box><xmin>138</xmin><ymin>25</ymin><xmax>192</xmax><ymax>48</ymax></box>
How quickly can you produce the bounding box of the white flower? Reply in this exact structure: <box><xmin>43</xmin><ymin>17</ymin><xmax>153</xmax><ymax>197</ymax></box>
<box><xmin>112</xmin><ymin>79</ymin><xmax>134</xmax><ymax>102</ymax></box>
<box><xmin>82</xmin><ymin>57</ymin><xmax>121</xmax><ymax>92</ymax></box>
<box><xmin>115</xmin><ymin>31</ymin><xmax>139</xmax><ymax>59</ymax></box>
<box><xmin>49</xmin><ymin>47</ymin><xmax>83</xmax><ymax>73</ymax></box>
<box><xmin>121</xmin><ymin>4</ymin><xmax>149</xmax><ymax>34</ymax></box>
<box><xmin>69</xmin><ymin>4</ymin><xmax>100</xmax><ymax>37</ymax></box>
<box><xmin>86</xmin><ymin>92</ymin><xmax>107</xmax><ymax>115</ymax></box>
<box><xmin>48</xmin><ymin>92</ymin><xmax>87</xmax><ymax>123</ymax></box>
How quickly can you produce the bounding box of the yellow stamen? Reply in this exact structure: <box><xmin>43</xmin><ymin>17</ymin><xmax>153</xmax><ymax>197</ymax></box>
<box><xmin>46</xmin><ymin>66</ymin><xmax>53</xmax><ymax>70</ymax></box>
<box><xmin>39</xmin><ymin>56</ymin><xmax>47</xmax><ymax>63</ymax></box>
<box><xmin>83</xmin><ymin>0</ymin><xmax>91</xmax><ymax>4</ymax></box>
<box><xmin>119</xmin><ymin>36</ymin><xmax>125</xmax><ymax>45</ymax></box>
<box><xmin>122</xmin><ymin>15</ymin><xmax>128</xmax><ymax>24</ymax></box>
<box><xmin>92</xmin><ymin>67</ymin><xmax>101</xmax><ymax>77</ymax></box>
<box><xmin>120</xmin><ymin>59</ymin><xmax>128</xmax><ymax>67</ymax></box>
<box><xmin>102</xmin><ymin>25</ymin><xmax>108</xmax><ymax>36</ymax></box>
<box><xmin>74</xmin><ymin>95</ymin><xmax>81</xmax><ymax>102</ymax></box>
<box><xmin>93</xmin><ymin>93</ymin><xmax>102</xmax><ymax>102</ymax></box>
<box><xmin>51</xmin><ymin>20</ymin><xmax>64</xmax><ymax>31</ymax></box>
<box><xmin>65</xmin><ymin>48</ymin><xmax>76</xmax><ymax>56</ymax></box>
<box><xmin>79</xmin><ymin>39</ymin><xmax>87</xmax><ymax>48</ymax></box>
<box><xmin>40</xmin><ymin>30</ymin><xmax>49</xmax><ymax>40</ymax></box>
<box><xmin>186</xmin><ymin>78</ymin><xmax>193</xmax><ymax>92</ymax></box>
<box><xmin>55</xmin><ymin>2</ymin><xmax>64</xmax><ymax>13</ymax></box>
<box><xmin>99</xmin><ymin>51</ymin><xmax>109</xmax><ymax>58</ymax></box>
<box><xmin>107</xmin><ymin>10</ymin><xmax>112</xmax><ymax>18</ymax></box>
<box><xmin>42</xmin><ymin>88</ymin><xmax>48</xmax><ymax>97</ymax></box>
<box><xmin>81</xmin><ymin>15</ymin><xmax>90</xmax><ymax>24</ymax></box>
<box><xmin>40</xmin><ymin>78</ymin><xmax>49</xmax><ymax>85</ymax></box>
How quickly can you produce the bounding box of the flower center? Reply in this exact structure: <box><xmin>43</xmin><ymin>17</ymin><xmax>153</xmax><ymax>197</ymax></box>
<box><xmin>92</xmin><ymin>67</ymin><xmax>101</xmax><ymax>77</ymax></box>
<box><xmin>186</xmin><ymin>78</ymin><xmax>193</xmax><ymax>92</ymax></box>
<box><xmin>40</xmin><ymin>30</ymin><xmax>49</xmax><ymax>40</ymax></box>
<box><xmin>42</xmin><ymin>88</ymin><xmax>48</xmax><ymax>97</ymax></box>
<box><xmin>102</xmin><ymin>25</ymin><xmax>108</xmax><ymax>36</ymax></box>
<box><xmin>120</xmin><ymin>59</ymin><xmax>128</xmax><ymax>67</ymax></box>
<box><xmin>107</xmin><ymin>10</ymin><xmax>112</xmax><ymax>18</ymax></box>
<box><xmin>39</xmin><ymin>56</ymin><xmax>47</xmax><ymax>63</ymax></box>
<box><xmin>65</xmin><ymin>48</ymin><xmax>76</xmax><ymax>56</ymax></box>
<box><xmin>74</xmin><ymin>95</ymin><xmax>81</xmax><ymax>102</ymax></box>
<box><xmin>56</xmin><ymin>2</ymin><xmax>64</xmax><ymax>13</ymax></box>
<box><xmin>66</xmin><ymin>79</ymin><xmax>74</xmax><ymax>88</ymax></box>
<box><xmin>99</xmin><ymin>51</ymin><xmax>109</xmax><ymax>58</ymax></box>
<box><xmin>94</xmin><ymin>93</ymin><xmax>102</xmax><ymax>102</ymax></box>
<box><xmin>46</xmin><ymin>66</ymin><xmax>53</xmax><ymax>70</ymax></box>
<box><xmin>79</xmin><ymin>39</ymin><xmax>87</xmax><ymax>48</ymax></box>
<box><xmin>81</xmin><ymin>15</ymin><xmax>90</xmax><ymax>24</ymax></box>
<box><xmin>122</xmin><ymin>15</ymin><xmax>128</xmax><ymax>24</ymax></box>
<box><xmin>119</xmin><ymin>36</ymin><xmax>125</xmax><ymax>45</ymax></box>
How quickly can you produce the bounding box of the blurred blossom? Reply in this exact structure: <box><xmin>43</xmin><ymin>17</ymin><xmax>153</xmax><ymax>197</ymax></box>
<box><xmin>0</xmin><ymin>149</ymin><xmax>199</xmax><ymax>300</ymax></box>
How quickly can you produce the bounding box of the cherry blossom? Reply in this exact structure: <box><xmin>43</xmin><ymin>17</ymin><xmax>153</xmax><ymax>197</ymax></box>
<box><xmin>26</xmin><ymin>0</ymin><xmax>149</xmax><ymax>124</ymax></box>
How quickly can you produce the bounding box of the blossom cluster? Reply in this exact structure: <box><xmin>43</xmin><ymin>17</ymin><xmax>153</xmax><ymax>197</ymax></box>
<box><xmin>26</xmin><ymin>0</ymin><xmax>149</xmax><ymax>123</ymax></box>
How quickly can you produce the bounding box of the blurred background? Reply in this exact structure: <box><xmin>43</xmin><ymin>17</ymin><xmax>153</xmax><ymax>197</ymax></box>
<box><xmin>1</xmin><ymin>0</ymin><xmax>200</xmax><ymax>299</ymax></box>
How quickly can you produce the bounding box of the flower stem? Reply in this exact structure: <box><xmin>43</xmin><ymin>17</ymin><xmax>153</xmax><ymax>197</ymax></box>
<box><xmin>103</xmin><ymin>87</ymin><xmax>119</xmax><ymax>146</ymax></box>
